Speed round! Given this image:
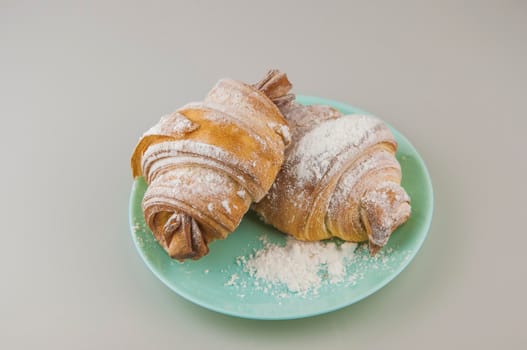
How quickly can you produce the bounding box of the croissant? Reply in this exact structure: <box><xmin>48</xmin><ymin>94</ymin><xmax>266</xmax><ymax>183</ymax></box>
<box><xmin>253</xmin><ymin>101</ymin><xmax>411</xmax><ymax>255</ymax></box>
<box><xmin>131</xmin><ymin>70</ymin><xmax>293</xmax><ymax>260</ymax></box>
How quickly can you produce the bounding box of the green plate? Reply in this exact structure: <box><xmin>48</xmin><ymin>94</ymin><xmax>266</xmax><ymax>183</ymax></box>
<box><xmin>129</xmin><ymin>95</ymin><xmax>434</xmax><ymax>320</ymax></box>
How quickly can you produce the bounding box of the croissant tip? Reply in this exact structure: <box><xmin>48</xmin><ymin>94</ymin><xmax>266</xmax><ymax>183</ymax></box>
<box><xmin>167</xmin><ymin>242</ymin><xmax>210</xmax><ymax>261</ymax></box>
<box><xmin>368</xmin><ymin>241</ymin><xmax>382</xmax><ymax>256</ymax></box>
<box><xmin>155</xmin><ymin>213</ymin><xmax>210</xmax><ymax>261</ymax></box>
<box><xmin>168</xmin><ymin>246</ymin><xmax>209</xmax><ymax>262</ymax></box>
<box><xmin>252</xmin><ymin>69</ymin><xmax>293</xmax><ymax>104</ymax></box>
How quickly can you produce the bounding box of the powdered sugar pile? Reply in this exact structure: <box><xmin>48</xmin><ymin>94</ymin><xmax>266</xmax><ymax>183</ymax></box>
<box><xmin>240</xmin><ymin>236</ymin><xmax>357</xmax><ymax>295</ymax></box>
<box><xmin>221</xmin><ymin>234</ymin><xmax>414</xmax><ymax>299</ymax></box>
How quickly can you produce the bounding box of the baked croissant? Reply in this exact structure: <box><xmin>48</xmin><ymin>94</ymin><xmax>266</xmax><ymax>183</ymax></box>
<box><xmin>131</xmin><ymin>70</ymin><xmax>293</xmax><ymax>260</ymax></box>
<box><xmin>253</xmin><ymin>101</ymin><xmax>411</xmax><ymax>255</ymax></box>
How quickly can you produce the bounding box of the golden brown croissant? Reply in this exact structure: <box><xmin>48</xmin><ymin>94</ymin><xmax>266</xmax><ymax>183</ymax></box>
<box><xmin>131</xmin><ymin>70</ymin><xmax>293</xmax><ymax>260</ymax></box>
<box><xmin>253</xmin><ymin>101</ymin><xmax>411</xmax><ymax>255</ymax></box>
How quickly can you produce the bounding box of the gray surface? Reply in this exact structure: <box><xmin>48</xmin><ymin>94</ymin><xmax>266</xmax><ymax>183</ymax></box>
<box><xmin>1</xmin><ymin>0</ymin><xmax>526</xmax><ymax>348</ymax></box>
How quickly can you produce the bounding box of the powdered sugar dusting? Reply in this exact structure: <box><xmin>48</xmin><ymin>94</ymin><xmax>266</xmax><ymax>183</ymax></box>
<box><xmin>142</xmin><ymin>140</ymin><xmax>263</xmax><ymax>198</ymax></box>
<box><xmin>144</xmin><ymin>112</ymin><xmax>199</xmax><ymax>137</ymax></box>
<box><xmin>152</xmin><ymin>166</ymin><xmax>233</xmax><ymax>198</ymax></box>
<box><xmin>291</xmin><ymin>116</ymin><xmax>380</xmax><ymax>184</ymax></box>
<box><xmin>221</xmin><ymin>200</ymin><xmax>232</xmax><ymax>214</ymax></box>
<box><xmin>225</xmin><ymin>273</ymin><xmax>239</xmax><ymax>286</ymax></box>
<box><xmin>267</xmin><ymin>121</ymin><xmax>292</xmax><ymax>146</ymax></box>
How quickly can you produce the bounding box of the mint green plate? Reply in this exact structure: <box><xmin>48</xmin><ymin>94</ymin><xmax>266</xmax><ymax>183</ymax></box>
<box><xmin>129</xmin><ymin>96</ymin><xmax>434</xmax><ymax>320</ymax></box>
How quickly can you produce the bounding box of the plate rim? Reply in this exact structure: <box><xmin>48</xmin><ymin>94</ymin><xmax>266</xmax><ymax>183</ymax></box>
<box><xmin>129</xmin><ymin>95</ymin><xmax>434</xmax><ymax>320</ymax></box>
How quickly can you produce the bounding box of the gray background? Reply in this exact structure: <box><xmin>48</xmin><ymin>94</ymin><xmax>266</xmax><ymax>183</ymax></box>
<box><xmin>1</xmin><ymin>0</ymin><xmax>526</xmax><ymax>348</ymax></box>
